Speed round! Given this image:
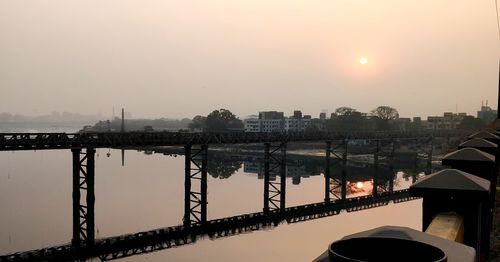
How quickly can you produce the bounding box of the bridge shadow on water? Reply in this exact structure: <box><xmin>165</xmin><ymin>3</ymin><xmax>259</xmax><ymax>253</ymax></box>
<box><xmin>1</xmin><ymin>191</ymin><xmax>417</xmax><ymax>261</ymax></box>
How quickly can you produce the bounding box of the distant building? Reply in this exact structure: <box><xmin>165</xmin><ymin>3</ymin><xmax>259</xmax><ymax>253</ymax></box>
<box><xmin>261</xmin><ymin>119</ymin><xmax>284</xmax><ymax>132</ymax></box>
<box><xmin>283</xmin><ymin>112</ymin><xmax>318</xmax><ymax>132</ymax></box>
<box><xmin>293</xmin><ymin>110</ymin><xmax>302</xmax><ymax>119</ymax></box>
<box><xmin>243</xmin><ymin>160</ymin><xmax>309</xmax><ymax>185</ymax></box>
<box><xmin>284</xmin><ymin>118</ymin><xmax>301</xmax><ymax>131</ymax></box>
<box><xmin>301</xmin><ymin>117</ymin><xmax>312</xmax><ymax>130</ymax></box>
<box><xmin>423</xmin><ymin>112</ymin><xmax>467</xmax><ymax>130</ymax></box>
<box><xmin>243</xmin><ymin>118</ymin><xmax>261</xmax><ymax>132</ymax></box>
<box><xmin>412</xmin><ymin>117</ymin><xmax>422</xmax><ymax>130</ymax></box>
<box><xmin>245</xmin><ymin>111</ymin><xmax>285</xmax><ymax>132</ymax></box>
<box><xmin>393</xmin><ymin>118</ymin><xmax>411</xmax><ymax>131</ymax></box>
<box><xmin>245</xmin><ymin>110</ymin><xmax>326</xmax><ymax>133</ymax></box>
<box><xmin>259</xmin><ymin>111</ymin><xmax>284</xmax><ymax>120</ymax></box>
<box><xmin>477</xmin><ymin>102</ymin><xmax>497</xmax><ymax>121</ymax></box>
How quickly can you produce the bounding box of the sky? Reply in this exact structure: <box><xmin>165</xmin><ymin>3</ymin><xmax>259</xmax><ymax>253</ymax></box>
<box><xmin>1</xmin><ymin>1</ymin><xmax>499</xmax><ymax>120</ymax></box>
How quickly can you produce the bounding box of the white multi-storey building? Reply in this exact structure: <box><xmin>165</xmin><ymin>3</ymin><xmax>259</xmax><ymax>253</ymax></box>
<box><xmin>244</xmin><ymin>118</ymin><xmax>284</xmax><ymax>132</ymax></box>
<box><xmin>244</xmin><ymin>110</ymin><xmax>325</xmax><ymax>133</ymax></box>
<box><xmin>261</xmin><ymin>119</ymin><xmax>283</xmax><ymax>132</ymax></box>
<box><xmin>284</xmin><ymin>118</ymin><xmax>313</xmax><ymax>132</ymax></box>
<box><xmin>301</xmin><ymin>118</ymin><xmax>312</xmax><ymax>130</ymax></box>
<box><xmin>243</xmin><ymin>118</ymin><xmax>261</xmax><ymax>132</ymax></box>
<box><xmin>423</xmin><ymin>112</ymin><xmax>467</xmax><ymax>130</ymax></box>
<box><xmin>284</xmin><ymin>118</ymin><xmax>301</xmax><ymax>131</ymax></box>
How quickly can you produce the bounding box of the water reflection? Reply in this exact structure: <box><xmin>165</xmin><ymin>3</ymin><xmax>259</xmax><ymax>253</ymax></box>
<box><xmin>151</xmin><ymin>146</ymin><xmax>428</xmax><ymax>184</ymax></box>
<box><xmin>0</xmin><ymin>147</ymin><xmax>431</xmax><ymax>261</ymax></box>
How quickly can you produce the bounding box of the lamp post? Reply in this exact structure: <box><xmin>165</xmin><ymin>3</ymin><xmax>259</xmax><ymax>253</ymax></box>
<box><xmin>498</xmin><ymin>60</ymin><xmax>500</xmax><ymax>119</ymax></box>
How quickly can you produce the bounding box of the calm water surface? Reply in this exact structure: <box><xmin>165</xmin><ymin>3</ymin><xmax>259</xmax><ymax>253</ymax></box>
<box><xmin>0</xmin><ymin>148</ymin><xmax>424</xmax><ymax>261</ymax></box>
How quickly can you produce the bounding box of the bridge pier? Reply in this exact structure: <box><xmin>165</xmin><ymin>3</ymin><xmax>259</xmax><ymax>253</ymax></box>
<box><xmin>327</xmin><ymin>168</ymin><xmax>347</xmax><ymax>203</ymax></box>
<box><xmin>71</xmin><ymin>147</ymin><xmax>95</xmax><ymax>247</ymax></box>
<box><xmin>388</xmin><ymin>163</ymin><xmax>394</xmax><ymax>194</ymax></box>
<box><xmin>183</xmin><ymin>144</ymin><xmax>208</xmax><ymax>227</ymax></box>
<box><xmin>412</xmin><ymin>138</ymin><xmax>418</xmax><ymax>166</ymax></box>
<box><xmin>324</xmin><ymin>141</ymin><xmax>347</xmax><ymax>203</ymax></box>
<box><xmin>263</xmin><ymin>142</ymin><xmax>286</xmax><ymax>213</ymax></box>
<box><xmin>342</xmin><ymin>139</ymin><xmax>348</xmax><ymax>162</ymax></box>
<box><xmin>390</xmin><ymin>140</ymin><xmax>396</xmax><ymax>162</ymax></box>
<box><xmin>412</xmin><ymin>159</ymin><xmax>419</xmax><ymax>183</ymax></box>
<box><xmin>427</xmin><ymin>136</ymin><xmax>434</xmax><ymax>169</ymax></box>
<box><xmin>325</xmin><ymin>142</ymin><xmax>331</xmax><ymax>203</ymax></box>
<box><xmin>372</xmin><ymin>165</ymin><xmax>379</xmax><ymax>197</ymax></box>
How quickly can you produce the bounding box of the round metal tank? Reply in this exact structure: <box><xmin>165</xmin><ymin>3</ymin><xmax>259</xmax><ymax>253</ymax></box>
<box><xmin>328</xmin><ymin>237</ymin><xmax>447</xmax><ymax>262</ymax></box>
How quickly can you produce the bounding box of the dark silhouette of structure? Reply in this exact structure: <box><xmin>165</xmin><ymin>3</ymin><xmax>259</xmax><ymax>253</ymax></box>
<box><xmin>0</xmin><ymin>130</ymin><xmax>467</xmax><ymax>151</ymax></box>
<box><xmin>0</xmin><ymin>130</ymin><xmax>466</xmax><ymax>261</ymax></box>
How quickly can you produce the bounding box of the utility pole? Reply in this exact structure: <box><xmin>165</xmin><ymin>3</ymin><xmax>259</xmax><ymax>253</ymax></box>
<box><xmin>121</xmin><ymin>108</ymin><xmax>125</xmax><ymax>132</ymax></box>
<box><xmin>121</xmin><ymin>108</ymin><xmax>125</xmax><ymax>167</ymax></box>
<box><xmin>497</xmin><ymin>60</ymin><xmax>500</xmax><ymax>119</ymax></box>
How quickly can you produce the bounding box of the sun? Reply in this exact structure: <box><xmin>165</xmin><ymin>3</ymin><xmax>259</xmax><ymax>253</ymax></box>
<box><xmin>359</xmin><ymin>57</ymin><xmax>368</xmax><ymax>65</ymax></box>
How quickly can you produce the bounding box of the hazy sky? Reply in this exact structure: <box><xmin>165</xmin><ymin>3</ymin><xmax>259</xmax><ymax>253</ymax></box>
<box><xmin>1</xmin><ymin>1</ymin><xmax>499</xmax><ymax>119</ymax></box>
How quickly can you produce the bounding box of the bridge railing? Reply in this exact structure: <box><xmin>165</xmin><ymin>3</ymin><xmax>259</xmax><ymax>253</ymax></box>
<box><xmin>0</xmin><ymin>129</ymin><xmax>471</xmax><ymax>151</ymax></box>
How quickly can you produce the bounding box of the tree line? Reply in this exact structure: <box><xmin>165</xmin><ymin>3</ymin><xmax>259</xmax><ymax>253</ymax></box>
<box><xmin>188</xmin><ymin>106</ymin><xmax>485</xmax><ymax>133</ymax></box>
<box><xmin>189</xmin><ymin>109</ymin><xmax>244</xmax><ymax>132</ymax></box>
<box><xmin>325</xmin><ymin>106</ymin><xmax>400</xmax><ymax>132</ymax></box>
<box><xmin>325</xmin><ymin>106</ymin><xmax>484</xmax><ymax>132</ymax></box>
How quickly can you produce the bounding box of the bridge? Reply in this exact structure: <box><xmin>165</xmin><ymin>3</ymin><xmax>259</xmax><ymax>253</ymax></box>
<box><xmin>0</xmin><ymin>130</ymin><xmax>467</xmax><ymax>151</ymax></box>
<box><xmin>0</xmin><ymin>130</ymin><xmax>467</xmax><ymax>261</ymax></box>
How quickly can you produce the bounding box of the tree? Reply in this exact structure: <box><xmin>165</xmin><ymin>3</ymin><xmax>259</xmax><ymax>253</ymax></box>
<box><xmin>327</xmin><ymin>107</ymin><xmax>366</xmax><ymax>132</ymax></box>
<box><xmin>370</xmin><ymin>106</ymin><xmax>399</xmax><ymax>131</ymax></box>
<box><xmin>205</xmin><ymin>109</ymin><xmax>243</xmax><ymax>132</ymax></box>
<box><xmin>370</xmin><ymin>106</ymin><xmax>399</xmax><ymax>120</ymax></box>
<box><xmin>333</xmin><ymin>107</ymin><xmax>358</xmax><ymax>117</ymax></box>
<box><xmin>208</xmin><ymin>153</ymin><xmax>242</xmax><ymax>179</ymax></box>
<box><xmin>189</xmin><ymin>115</ymin><xmax>207</xmax><ymax>130</ymax></box>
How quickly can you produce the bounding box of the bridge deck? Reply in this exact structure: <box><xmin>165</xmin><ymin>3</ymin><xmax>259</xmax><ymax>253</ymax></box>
<box><xmin>0</xmin><ymin>130</ymin><xmax>467</xmax><ymax>151</ymax></box>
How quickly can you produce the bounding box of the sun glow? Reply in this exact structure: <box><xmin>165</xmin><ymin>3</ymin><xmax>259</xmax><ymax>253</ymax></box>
<box><xmin>359</xmin><ymin>57</ymin><xmax>368</xmax><ymax>65</ymax></box>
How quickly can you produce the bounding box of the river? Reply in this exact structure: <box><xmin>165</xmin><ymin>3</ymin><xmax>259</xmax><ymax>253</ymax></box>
<box><xmin>0</xmin><ymin>146</ymin><xmax>427</xmax><ymax>261</ymax></box>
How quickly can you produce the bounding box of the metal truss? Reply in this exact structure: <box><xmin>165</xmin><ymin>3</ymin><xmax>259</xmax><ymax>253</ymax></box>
<box><xmin>327</xmin><ymin>140</ymin><xmax>348</xmax><ymax>162</ymax></box>
<box><xmin>0</xmin><ymin>130</ymin><xmax>469</xmax><ymax>151</ymax></box>
<box><xmin>324</xmin><ymin>141</ymin><xmax>347</xmax><ymax>203</ymax></box>
<box><xmin>263</xmin><ymin>142</ymin><xmax>286</xmax><ymax>213</ymax></box>
<box><xmin>183</xmin><ymin>144</ymin><xmax>208</xmax><ymax>226</ymax></box>
<box><xmin>71</xmin><ymin>147</ymin><xmax>96</xmax><ymax>247</ymax></box>
<box><xmin>374</xmin><ymin>164</ymin><xmax>395</xmax><ymax>195</ymax></box>
<box><xmin>410</xmin><ymin>136</ymin><xmax>434</xmax><ymax>166</ymax></box>
<box><xmin>371</xmin><ymin>139</ymin><xmax>397</xmax><ymax>165</ymax></box>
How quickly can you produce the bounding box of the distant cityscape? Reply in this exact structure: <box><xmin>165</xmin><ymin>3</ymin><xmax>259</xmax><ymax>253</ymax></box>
<box><xmin>243</xmin><ymin>103</ymin><xmax>497</xmax><ymax>133</ymax></box>
<box><xmin>0</xmin><ymin>102</ymin><xmax>497</xmax><ymax>133</ymax></box>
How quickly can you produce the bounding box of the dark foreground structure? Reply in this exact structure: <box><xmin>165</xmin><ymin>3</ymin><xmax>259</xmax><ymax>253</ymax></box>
<box><xmin>315</xmin><ymin>128</ymin><xmax>500</xmax><ymax>262</ymax></box>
